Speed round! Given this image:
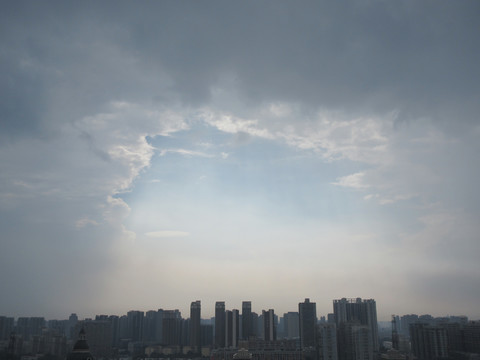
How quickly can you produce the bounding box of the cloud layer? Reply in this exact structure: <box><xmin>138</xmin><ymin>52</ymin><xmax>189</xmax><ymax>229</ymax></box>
<box><xmin>1</xmin><ymin>1</ymin><xmax>479</xmax><ymax>319</ymax></box>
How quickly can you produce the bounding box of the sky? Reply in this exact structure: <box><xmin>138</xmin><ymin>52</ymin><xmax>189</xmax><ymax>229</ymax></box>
<box><xmin>1</xmin><ymin>1</ymin><xmax>480</xmax><ymax>321</ymax></box>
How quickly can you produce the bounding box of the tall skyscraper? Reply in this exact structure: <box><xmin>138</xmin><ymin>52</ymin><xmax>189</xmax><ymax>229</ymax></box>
<box><xmin>215</xmin><ymin>301</ymin><xmax>226</xmax><ymax>348</ymax></box>
<box><xmin>144</xmin><ymin>310</ymin><xmax>158</xmax><ymax>342</ymax></box>
<box><xmin>127</xmin><ymin>311</ymin><xmax>144</xmax><ymax>342</ymax></box>
<box><xmin>156</xmin><ymin>309</ymin><xmax>164</xmax><ymax>343</ymax></box>
<box><xmin>225</xmin><ymin>309</ymin><xmax>239</xmax><ymax>348</ymax></box>
<box><xmin>190</xmin><ymin>300</ymin><xmax>201</xmax><ymax>348</ymax></box>
<box><xmin>299</xmin><ymin>298</ymin><xmax>317</xmax><ymax>348</ymax></box>
<box><xmin>283</xmin><ymin>312</ymin><xmax>300</xmax><ymax>339</ymax></box>
<box><xmin>68</xmin><ymin>314</ymin><xmax>78</xmax><ymax>340</ymax></box>
<box><xmin>263</xmin><ymin>309</ymin><xmax>276</xmax><ymax>341</ymax></box>
<box><xmin>162</xmin><ymin>310</ymin><xmax>182</xmax><ymax>346</ymax></box>
<box><xmin>333</xmin><ymin>298</ymin><xmax>378</xmax><ymax>360</ymax></box>
<box><xmin>242</xmin><ymin>301</ymin><xmax>252</xmax><ymax>340</ymax></box>
<box><xmin>252</xmin><ymin>312</ymin><xmax>259</xmax><ymax>338</ymax></box>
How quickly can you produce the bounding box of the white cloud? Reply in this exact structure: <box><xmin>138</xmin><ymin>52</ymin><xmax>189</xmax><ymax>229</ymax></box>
<box><xmin>200</xmin><ymin>109</ymin><xmax>274</xmax><ymax>140</ymax></box>
<box><xmin>333</xmin><ymin>172</ymin><xmax>369</xmax><ymax>190</ymax></box>
<box><xmin>276</xmin><ymin>111</ymin><xmax>392</xmax><ymax>165</ymax></box>
<box><xmin>158</xmin><ymin>148</ymin><xmax>214</xmax><ymax>158</ymax></box>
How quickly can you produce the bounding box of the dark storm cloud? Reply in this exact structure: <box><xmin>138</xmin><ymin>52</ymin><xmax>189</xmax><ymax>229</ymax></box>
<box><xmin>114</xmin><ymin>1</ymin><xmax>480</xmax><ymax>122</ymax></box>
<box><xmin>2</xmin><ymin>1</ymin><xmax>479</xmax><ymax>140</ymax></box>
<box><xmin>0</xmin><ymin>1</ymin><xmax>166</xmax><ymax>138</ymax></box>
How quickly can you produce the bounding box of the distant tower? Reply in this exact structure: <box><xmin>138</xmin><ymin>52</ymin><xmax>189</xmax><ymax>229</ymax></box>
<box><xmin>226</xmin><ymin>309</ymin><xmax>239</xmax><ymax>348</ymax></box>
<box><xmin>299</xmin><ymin>298</ymin><xmax>317</xmax><ymax>348</ymax></box>
<box><xmin>284</xmin><ymin>312</ymin><xmax>300</xmax><ymax>339</ymax></box>
<box><xmin>251</xmin><ymin>312</ymin><xmax>259</xmax><ymax>338</ymax></box>
<box><xmin>391</xmin><ymin>315</ymin><xmax>399</xmax><ymax>350</ymax></box>
<box><xmin>242</xmin><ymin>301</ymin><xmax>252</xmax><ymax>340</ymax></box>
<box><xmin>127</xmin><ymin>311</ymin><xmax>144</xmax><ymax>342</ymax></box>
<box><xmin>143</xmin><ymin>311</ymin><xmax>158</xmax><ymax>342</ymax></box>
<box><xmin>162</xmin><ymin>310</ymin><xmax>182</xmax><ymax>346</ymax></box>
<box><xmin>190</xmin><ymin>301</ymin><xmax>201</xmax><ymax>348</ymax></box>
<box><xmin>215</xmin><ymin>301</ymin><xmax>226</xmax><ymax>348</ymax></box>
<box><xmin>263</xmin><ymin>309</ymin><xmax>276</xmax><ymax>341</ymax></box>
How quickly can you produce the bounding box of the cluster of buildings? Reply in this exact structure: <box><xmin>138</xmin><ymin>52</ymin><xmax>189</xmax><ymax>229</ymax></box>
<box><xmin>1</xmin><ymin>298</ymin><xmax>479</xmax><ymax>360</ymax></box>
<box><xmin>390</xmin><ymin>314</ymin><xmax>480</xmax><ymax>360</ymax></box>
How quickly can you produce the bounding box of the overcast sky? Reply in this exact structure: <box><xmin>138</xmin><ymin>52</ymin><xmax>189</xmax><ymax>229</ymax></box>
<box><xmin>1</xmin><ymin>1</ymin><xmax>479</xmax><ymax>321</ymax></box>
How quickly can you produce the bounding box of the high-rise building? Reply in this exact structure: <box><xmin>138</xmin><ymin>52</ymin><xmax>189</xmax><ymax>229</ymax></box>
<box><xmin>68</xmin><ymin>314</ymin><xmax>78</xmax><ymax>340</ymax></box>
<box><xmin>181</xmin><ymin>318</ymin><xmax>190</xmax><ymax>346</ymax></box>
<box><xmin>283</xmin><ymin>312</ymin><xmax>300</xmax><ymax>339</ymax></box>
<box><xmin>127</xmin><ymin>311</ymin><xmax>144</xmax><ymax>342</ymax></box>
<box><xmin>0</xmin><ymin>316</ymin><xmax>14</xmax><ymax>341</ymax></box>
<box><xmin>226</xmin><ymin>309</ymin><xmax>239</xmax><ymax>348</ymax></box>
<box><xmin>190</xmin><ymin>300</ymin><xmax>201</xmax><ymax>348</ymax></box>
<box><xmin>215</xmin><ymin>301</ymin><xmax>226</xmax><ymax>348</ymax></box>
<box><xmin>252</xmin><ymin>312</ymin><xmax>259</xmax><ymax>338</ymax></box>
<box><xmin>463</xmin><ymin>321</ymin><xmax>480</xmax><ymax>354</ymax></box>
<box><xmin>118</xmin><ymin>315</ymin><xmax>128</xmax><ymax>340</ymax></box>
<box><xmin>16</xmin><ymin>317</ymin><xmax>45</xmax><ymax>341</ymax></box>
<box><xmin>144</xmin><ymin>310</ymin><xmax>158</xmax><ymax>342</ymax></box>
<box><xmin>333</xmin><ymin>298</ymin><xmax>378</xmax><ymax>360</ymax></box>
<box><xmin>162</xmin><ymin>310</ymin><xmax>182</xmax><ymax>346</ymax></box>
<box><xmin>242</xmin><ymin>301</ymin><xmax>253</xmax><ymax>340</ymax></box>
<box><xmin>201</xmin><ymin>323</ymin><xmax>214</xmax><ymax>346</ymax></box>
<box><xmin>156</xmin><ymin>309</ymin><xmax>164</xmax><ymax>343</ymax></box>
<box><xmin>339</xmin><ymin>323</ymin><xmax>372</xmax><ymax>360</ymax></box>
<box><xmin>107</xmin><ymin>315</ymin><xmax>119</xmax><ymax>347</ymax></box>
<box><xmin>409</xmin><ymin>323</ymin><xmax>448</xmax><ymax>360</ymax></box>
<box><xmin>299</xmin><ymin>298</ymin><xmax>317</xmax><ymax>348</ymax></box>
<box><xmin>317</xmin><ymin>323</ymin><xmax>338</xmax><ymax>360</ymax></box>
<box><xmin>400</xmin><ymin>314</ymin><xmax>418</xmax><ymax>338</ymax></box>
<box><xmin>263</xmin><ymin>309</ymin><xmax>276</xmax><ymax>341</ymax></box>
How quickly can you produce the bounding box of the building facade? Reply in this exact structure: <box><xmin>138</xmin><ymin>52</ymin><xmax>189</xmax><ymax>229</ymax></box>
<box><xmin>333</xmin><ymin>298</ymin><xmax>378</xmax><ymax>360</ymax></box>
<box><xmin>215</xmin><ymin>301</ymin><xmax>226</xmax><ymax>348</ymax></box>
<box><xmin>299</xmin><ymin>298</ymin><xmax>317</xmax><ymax>348</ymax></box>
<box><xmin>190</xmin><ymin>300</ymin><xmax>201</xmax><ymax>348</ymax></box>
<box><xmin>263</xmin><ymin>310</ymin><xmax>276</xmax><ymax>341</ymax></box>
<box><xmin>242</xmin><ymin>301</ymin><xmax>253</xmax><ymax>340</ymax></box>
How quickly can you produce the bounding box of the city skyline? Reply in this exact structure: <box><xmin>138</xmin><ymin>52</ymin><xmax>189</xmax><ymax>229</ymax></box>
<box><xmin>3</xmin><ymin>298</ymin><xmax>479</xmax><ymax>360</ymax></box>
<box><xmin>1</xmin><ymin>2</ymin><xmax>480</xmax><ymax>320</ymax></box>
<box><xmin>1</xmin><ymin>299</ymin><xmax>476</xmax><ymax>323</ymax></box>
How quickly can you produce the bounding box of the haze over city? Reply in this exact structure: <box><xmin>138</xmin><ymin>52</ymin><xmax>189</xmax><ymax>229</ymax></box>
<box><xmin>1</xmin><ymin>1</ymin><xmax>479</xmax><ymax>321</ymax></box>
